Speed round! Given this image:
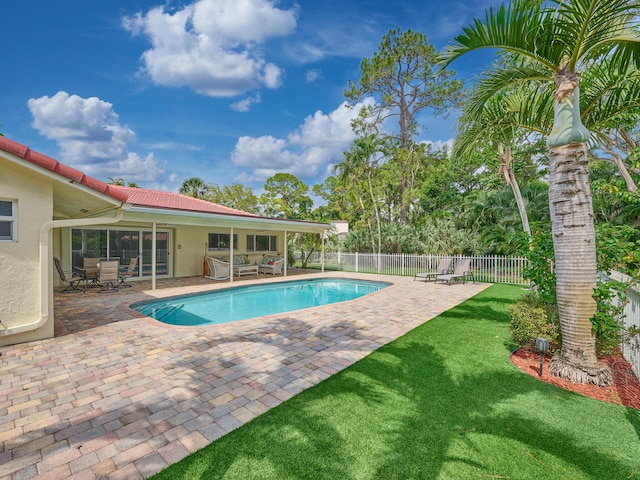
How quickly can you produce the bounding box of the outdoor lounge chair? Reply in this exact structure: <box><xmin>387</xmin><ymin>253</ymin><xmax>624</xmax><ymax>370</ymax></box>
<box><xmin>435</xmin><ymin>258</ymin><xmax>474</xmax><ymax>285</ymax></box>
<box><xmin>414</xmin><ymin>257</ymin><xmax>452</xmax><ymax>282</ymax></box>
<box><xmin>258</xmin><ymin>258</ymin><xmax>284</xmax><ymax>276</ymax></box>
<box><xmin>53</xmin><ymin>256</ymin><xmax>86</xmax><ymax>293</ymax></box>
<box><xmin>205</xmin><ymin>257</ymin><xmax>230</xmax><ymax>280</ymax></box>
<box><xmin>118</xmin><ymin>257</ymin><xmax>138</xmax><ymax>287</ymax></box>
<box><xmin>97</xmin><ymin>259</ymin><xmax>120</xmax><ymax>292</ymax></box>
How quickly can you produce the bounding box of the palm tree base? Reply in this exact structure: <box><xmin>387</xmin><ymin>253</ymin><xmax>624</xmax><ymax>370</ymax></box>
<box><xmin>549</xmin><ymin>355</ymin><xmax>613</xmax><ymax>387</ymax></box>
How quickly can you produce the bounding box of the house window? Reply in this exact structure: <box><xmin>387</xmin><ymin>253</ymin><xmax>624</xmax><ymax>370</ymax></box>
<box><xmin>208</xmin><ymin>233</ymin><xmax>238</xmax><ymax>251</ymax></box>
<box><xmin>246</xmin><ymin>234</ymin><xmax>277</xmax><ymax>252</ymax></box>
<box><xmin>0</xmin><ymin>199</ymin><xmax>16</xmax><ymax>242</ymax></box>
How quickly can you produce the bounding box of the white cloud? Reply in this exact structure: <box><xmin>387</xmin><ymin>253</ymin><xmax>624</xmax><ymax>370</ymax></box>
<box><xmin>27</xmin><ymin>91</ymin><xmax>166</xmax><ymax>183</ymax></box>
<box><xmin>306</xmin><ymin>69</ymin><xmax>321</xmax><ymax>83</ymax></box>
<box><xmin>230</xmin><ymin>93</ymin><xmax>262</xmax><ymax>112</ymax></box>
<box><xmin>230</xmin><ymin>100</ymin><xmax>372</xmax><ymax>181</ymax></box>
<box><xmin>123</xmin><ymin>0</ymin><xmax>297</xmax><ymax>97</ymax></box>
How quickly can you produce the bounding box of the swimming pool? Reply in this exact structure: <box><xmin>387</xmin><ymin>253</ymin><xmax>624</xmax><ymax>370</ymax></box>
<box><xmin>132</xmin><ymin>278</ymin><xmax>391</xmax><ymax>326</ymax></box>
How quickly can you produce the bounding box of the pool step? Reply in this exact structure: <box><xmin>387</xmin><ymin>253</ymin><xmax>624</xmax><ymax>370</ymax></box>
<box><xmin>142</xmin><ymin>303</ymin><xmax>183</xmax><ymax>321</ymax></box>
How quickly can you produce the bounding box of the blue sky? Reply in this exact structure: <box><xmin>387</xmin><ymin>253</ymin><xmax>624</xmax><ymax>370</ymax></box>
<box><xmin>1</xmin><ymin>0</ymin><xmax>495</xmax><ymax>195</ymax></box>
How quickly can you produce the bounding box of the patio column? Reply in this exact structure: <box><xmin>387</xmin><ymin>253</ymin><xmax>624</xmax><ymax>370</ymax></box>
<box><xmin>283</xmin><ymin>229</ymin><xmax>287</xmax><ymax>277</ymax></box>
<box><xmin>322</xmin><ymin>234</ymin><xmax>325</xmax><ymax>272</ymax></box>
<box><xmin>151</xmin><ymin>222</ymin><xmax>156</xmax><ymax>290</ymax></box>
<box><xmin>230</xmin><ymin>227</ymin><xmax>234</xmax><ymax>283</ymax></box>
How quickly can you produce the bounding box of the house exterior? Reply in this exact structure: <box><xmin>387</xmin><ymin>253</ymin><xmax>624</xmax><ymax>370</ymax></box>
<box><xmin>0</xmin><ymin>136</ymin><xmax>330</xmax><ymax>346</ymax></box>
<box><xmin>330</xmin><ymin>220</ymin><xmax>349</xmax><ymax>239</ymax></box>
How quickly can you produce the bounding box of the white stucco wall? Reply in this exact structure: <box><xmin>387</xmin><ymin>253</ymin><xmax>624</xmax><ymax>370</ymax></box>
<box><xmin>0</xmin><ymin>161</ymin><xmax>53</xmax><ymax>346</ymax></box>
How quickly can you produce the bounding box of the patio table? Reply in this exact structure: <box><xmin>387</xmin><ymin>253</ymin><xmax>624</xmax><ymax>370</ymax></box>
<box><xmin>234</xmin><ymin>265</ymin><xmax>259</xmax><ymax>277</ymax></box>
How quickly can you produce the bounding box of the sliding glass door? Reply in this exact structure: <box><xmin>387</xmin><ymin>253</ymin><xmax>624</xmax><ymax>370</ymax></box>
<box><xmin>142</xmin><ymin>231</ymin><xmax>169</xmax><ymax>276</ymax></box>
<box><xmin>71</xmin><ymin>228</ymin><xmax>170</xmax><ymax>278</ymax></box>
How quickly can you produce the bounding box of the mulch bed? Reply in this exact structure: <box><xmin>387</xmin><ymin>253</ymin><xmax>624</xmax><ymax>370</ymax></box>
<box><xmin>510</xmin><ymin>347</ymin><xmax>640</xmax><ymax>410</ymax></box>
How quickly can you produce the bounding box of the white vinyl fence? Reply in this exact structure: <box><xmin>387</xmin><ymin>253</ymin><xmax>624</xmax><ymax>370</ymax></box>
<box><xmin>608</xmin><ymin>272</ymin><xmax>640</xmax><ymax>381</ymax></box>
<box><xmin>296</xmin><ymin>252</ymin><xmax>529</xmax><ymax>285</ymax></box>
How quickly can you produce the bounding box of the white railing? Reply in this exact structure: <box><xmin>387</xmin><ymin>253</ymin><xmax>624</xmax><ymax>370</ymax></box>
<box><xmin>608</xmin><ymin>272</ymin><xmax>640</xmax><ymax>380</ymax></box>
<box><xmin>296</xmin><ymin>252</ymin><xmax>529</xmax><ymax>285</ymax></box>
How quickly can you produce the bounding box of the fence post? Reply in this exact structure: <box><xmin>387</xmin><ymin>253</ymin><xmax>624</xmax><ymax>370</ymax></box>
<box><xmin>355</xmin><ymin>252</ymin><xmax>359</xmax><ymax>273</ymax></box>
<box><xmin>338</xmin><ymin>250</ymin><xmax>341</xmax><ymax>271</ymax></box>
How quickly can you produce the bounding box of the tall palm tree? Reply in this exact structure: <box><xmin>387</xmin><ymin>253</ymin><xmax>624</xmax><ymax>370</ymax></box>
<box><xmin>335</xmin><ymin>134</ymin><xmax>388</xmax><ymax>260</ymax></box>
<box><xmin>441</xmin><ymin>0</ymin><xmax>640</xmax><ymax>385</ymax></box>
<box><xmin>455</xmin><ymin>85</ymin><xmax>554</xmax><ymax>237</ymax></box>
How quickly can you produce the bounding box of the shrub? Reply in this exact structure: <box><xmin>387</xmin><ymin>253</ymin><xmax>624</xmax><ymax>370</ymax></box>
<box><xmin>509</xmin><ymin>292</ymin><xmax>561</xmax><ymax>354</ymax></box>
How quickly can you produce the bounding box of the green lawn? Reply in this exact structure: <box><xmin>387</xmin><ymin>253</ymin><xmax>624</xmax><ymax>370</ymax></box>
<box><xmin>151</xmin><ymin>284</ymin><xmax>640</xmax><ymax>480</ymax></box>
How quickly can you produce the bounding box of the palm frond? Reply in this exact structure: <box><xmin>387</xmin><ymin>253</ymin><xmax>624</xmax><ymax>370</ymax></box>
<box><xmin>549</xmin><ymin>0</ymin><xmax>640</xmax><ymax>69</ymax></box>
<box><xmin>442</xmin><ymin>0</ymin><xmax>640</xmax><ymax>73</ymax></box>
<box><xmin>463</xmin><ymin>65</ymin><xmax>554</xmax><ymax>118</ymax></box>
<box><xmin>441</xmin><ymin>3</ymin><xmax>567</xmax><ymax>70</ymax></box>
<box><xmin>580</xmin><ymin>57</ymin><xmax>640</xmax><ymax>132</ymax></box>
<box><xmin>455</xmin><ymin>84</ymin><xmax>554</xmax><ymax>160</ymax></box>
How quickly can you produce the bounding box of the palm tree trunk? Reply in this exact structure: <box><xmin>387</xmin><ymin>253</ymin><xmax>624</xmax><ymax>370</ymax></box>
<box><xmin>547</xmin><ymin>142</ymin><xmax>613</xmax><ymax>386</ymax></box>
<box><xmin>367</xmin><ymin>170</ymin><xmax>382</xmax><ymax>261</ymax></box>
<box><xmin>499</xmin><ymin>144</ymin><xmax>531</xmax><ymax>236</ymax></box>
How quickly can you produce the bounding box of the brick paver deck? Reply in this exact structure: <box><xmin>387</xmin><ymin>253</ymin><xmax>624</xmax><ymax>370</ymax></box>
<box><xmin>0</xmin><ymin>271</ymin><xmax>490</xmax><ymax>479</ymax></box>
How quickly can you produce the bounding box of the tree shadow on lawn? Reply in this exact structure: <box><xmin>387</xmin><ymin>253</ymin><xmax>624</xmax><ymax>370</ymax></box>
<box><xmin>153</xmin><ymin>288</ymin><xmax>640</xmax><ymax>480</ymax></box>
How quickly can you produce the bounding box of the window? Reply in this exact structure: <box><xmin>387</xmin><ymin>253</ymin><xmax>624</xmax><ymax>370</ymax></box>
<box><xmin>208</xmin><ymin>233</ymin><xmax>238</xmax><ymax>251</ymax></box>
<box><xmin>0</xmin><ymin>200</ymin><xmax>16</xmax><ymax>241</ymax></box>
<box><xmin>246</xmin><ymin>234</ymin><xmax>277</xmax><ymax>252</ymax></box>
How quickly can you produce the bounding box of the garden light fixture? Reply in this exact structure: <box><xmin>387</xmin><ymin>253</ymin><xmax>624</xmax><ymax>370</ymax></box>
<box><xmin>535</xmin><ymin>337</ymin><xmax>550</xmax><ymax>377</ymax></box>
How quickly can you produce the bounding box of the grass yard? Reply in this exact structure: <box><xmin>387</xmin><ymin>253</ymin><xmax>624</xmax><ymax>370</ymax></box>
<box><xmin>151</xmin><ymin>284</ymin><xmax>640</xmax><ymax>480</ymax></box>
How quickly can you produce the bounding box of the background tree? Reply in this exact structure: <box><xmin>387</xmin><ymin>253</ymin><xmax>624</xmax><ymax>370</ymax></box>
<box><xmin>179</xmin><ymin>177</ymin><xmax>207</xmax><ymax>198</ymax></box>
<box><xmin>204</xmin><ymin>183</ymin><xmax>261</xmax><ymax>214</ymax></box>
<box><xmin>455</xmin><ymin>85</ymin><xmax>553</xmax><ymax>236</ymax></box>
<box><xmin>345</xmin><ymin>27</ymin><xmax>463</xmax><ymax>223</ymax></box>
<box><xmin>260</xmin><ymin>173</ymin><xmax>312</xmax><ymax>219</ymax></box>
<box><xmin>108</xmin><ymin>177</ymin><xmax>140</xmax><ymax>188</ymax></box>
<box><xmin>441</xmin><ymin>0</ymin><xmax>640</xmax><ymax>385</ymax></box>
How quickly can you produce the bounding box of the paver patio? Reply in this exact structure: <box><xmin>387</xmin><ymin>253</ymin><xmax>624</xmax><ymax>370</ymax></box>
<box><xmin>0</xmin><ymin>271</ymin><xmax>490</xmax><ymax>479</ymax></box>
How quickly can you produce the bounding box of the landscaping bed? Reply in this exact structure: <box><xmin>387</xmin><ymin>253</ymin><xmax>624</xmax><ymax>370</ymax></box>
<box><xmin>511</xmin><ymin>347</ymin><xmax>640</xmax><ymax>410</ymax></box>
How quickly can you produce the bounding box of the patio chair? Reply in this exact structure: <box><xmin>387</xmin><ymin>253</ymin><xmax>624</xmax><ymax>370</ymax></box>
<box><xmin>118</xmin><ymin>257</ymin><xmax>138</xmax><ymax>288</ymax></box>
<box><xmin>53</xmin><ymin>257</ymin><xmax>86</xmax><ymax>293</ymax></box>
<box><xmin>258</xmin><ymin>258</ymin><xmax>284</xmax><ymax>276</ymax></box>
<box><xmin>205</xmin><ymin>257</ymin><xmax>230</xmax><ymax>280</ymax></box>
<box><xmin>97</xmin><ymin>259</ymin><xmax>120</xmax><ymax>292</ymax></box>
<box><xmin>435</xmin><ymin>258</ymin><xmax>474</xmax><ymax>285</ymax></box>
<box><xmin>414</xmin><ymin>257</ymin><xmax>452</xmax><ymax>282</ymax></box>
<box><xmin>83</xmin><ymin>257</ymin><xmax>101</xmax><ymax>287</ymax></box>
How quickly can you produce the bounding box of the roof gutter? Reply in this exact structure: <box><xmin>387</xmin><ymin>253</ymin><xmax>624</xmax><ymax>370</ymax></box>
<box><xmin>0</xmin><ymin>207</ymin><xmax>126</xmax><ymax>337</ymax></box>
<box><xmin>125</xmin><ymin>206</ymin><xmax>331</xmax><ymax>230</ymax></box>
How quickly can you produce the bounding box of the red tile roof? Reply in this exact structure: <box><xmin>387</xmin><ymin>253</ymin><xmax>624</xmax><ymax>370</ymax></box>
<box><xmin>0</xmin><ymin>136</ymin><xmax>129</xmax><ymax>203</ymax></box>
<box><xmin>112</xmin><ymin>186</ymin><xmax>258</xmax><ymax>217</ymax></box>
<box><xmin>0</xmin><ymin>136</ymin><xmax>259</xmax><ymax>217</ymax></box>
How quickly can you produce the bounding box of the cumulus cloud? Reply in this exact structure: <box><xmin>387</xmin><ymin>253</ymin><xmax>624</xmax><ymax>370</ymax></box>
<box><xmin>230</xmin><ymin>93</ymin><xmax>262</xmax><ymax>112</ymax></box>
<box><xmin>27</xmin><ymin>91</ymin><xmax>166</xmax><ymax>183</ymax></box>
<box><xmin>123</xmin><ymin>0</ymin><xmax>297</xmax><ymax>97</ymax></box>
<box><xmin>230</xmin><ymin>100</ymin><xmax>373</xmax><ymax>181</ymax></box>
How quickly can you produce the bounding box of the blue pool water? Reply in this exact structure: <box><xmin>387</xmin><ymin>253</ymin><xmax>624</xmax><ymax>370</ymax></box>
<box><xmin>132</xmin><ymin>278</ymin><xmax>390</xmax><ymax>326</ymax></box>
